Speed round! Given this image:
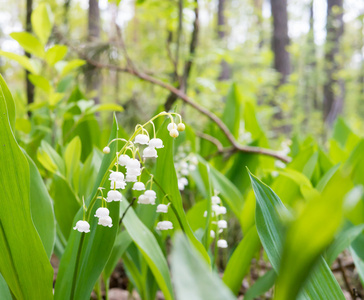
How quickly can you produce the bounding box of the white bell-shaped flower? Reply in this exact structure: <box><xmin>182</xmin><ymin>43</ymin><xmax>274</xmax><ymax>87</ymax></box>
<box><xmin>126</xmin><ymin>159</ymin><xmax>141</xmax><ymax>169</ymax></box>
<box><xmin>126</xmin><ymin>168</ymin><xmax>141</xmax><ymax>176</ymax></box>
<box><xmin>144</xmin><ymin>190</ymin><xmax>156</xmax><ymax>205</ymax></box>
<box><xmin>132</xmin><ymin>182</ymin><xmax>145</xmax><ymax>191</ymax></box>
<box><xmin>73</xmin><ymin>220</ymin><xmax>90</xmax><ymax>233</ymax></box>
<box><xmin>167</xmin><ymin>123</ymin><xmax>177</xmax><ymax>131</ymax></box>
<box><xmin>95</xmin><ymin>207</ymin><xmax>110</xmax><ymax>218</ymax></box>
<box><xmin>188</xmin><ymin>164</ymin><xmax>196</xmax><ymax>171</ymax></box>
<box><xmin>178</xmin><ymin>181</ymin><xmax>185</xmax><ymax>191</ymax></box>
<box><xmin>143</xmin><ymin>147</ymin><xmax>158</xmax><ymax>158</ymax></box>
<box><xmin>210</xmin><ymin>230</ymin><xmax>215</xmax><ymax>238</ymax></box>
<box><xmin>106</xmin><ymin>190</ymin><xmax>122</xmax><ymax>202</ymax></box>
<box><xmin>110</xmin><ymin>180</ymin><xmax>126</xmax><ymax>190</ymax></box>
<box><xmin>149</xmin><ymin>138</ymin><xmax>164</xmax><ymax>149</ymax></box>
<box><xmin>134</xmin><ymin>134</ymin><xmax>149</xmax><ymax>145</ymax></box>
<box><xmin>109</xmin><ymin>171</ymin><xmax>124</xmax><ymax>181</ymax></box>
<box><xmin>156</xmin><ymin>204</ymin><xmax>169</xmax><ymax>213</ymax></box>
<box><xmin>179</xmin><ymin>177</ymin><xmax>188</xmax><ymax>185</ymax></box>
<box><xmin>217</xmin><ymin>220</ymin><xmax>227</xmax><ymax>229</ymax></box>
<box><xmin>125</xmin><ymin>174</ymin><xmax>138</xmax><ymax>182</ymax></box>
<box><xmin>169</xmin><ymin>129</ymin><xmax>179</xmax><ymax>138</ymax></box>
<box><xmin>211</xmin><ymin>196</ymin><xmax>221</xmax><ymax>205</ymax></box>
<box><xmin>118</xmin><ymin>154</ymin><xmax>131</xmax><ymax>166</ymax></box>
<box><xmin>156</xmin><ymin>221</ymin><xmax>173</xmax><ymax>230</ymax></box>
<box><xmin>212</xmin><ymin>205</ymin><xmax>226</xmax><ymax>216</ymax></box>
<box><xmin>103</xmin><ymin>146</ymin><xmax>110</xmax><ymax>154</ymax></box>
<box><xmin>217</xmin><ymin>239</ymin><xmax>228</xmax><ymax>248</ymax></box>
<box><xmin>138</xmin><ymin>194</ymin><xmax>151</xmax><ymax>204</ymax></box>
<box><xmin>98</xmin><ymin>216</ymin><xmax>113</xmax><ymax>227</ymax></box>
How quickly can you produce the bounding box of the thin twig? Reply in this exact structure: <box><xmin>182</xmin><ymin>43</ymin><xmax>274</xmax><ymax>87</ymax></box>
<box><xmin>196</xmin><ymin>131</ymin><xmax>224</xmax><ymax>152</ymax></box>
<box><xmin>119</xmin><ymin>197</ymin><xmax>137</xmax><ymax>226</ymax></box>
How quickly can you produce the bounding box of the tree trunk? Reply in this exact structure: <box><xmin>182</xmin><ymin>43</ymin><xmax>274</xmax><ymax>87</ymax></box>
<box><xmin>270</xmin><ymin>0</ymin><xmax>291</xmax><ymax>84</ymax></box>
<box><xmin>26</xmin><ymin>0</ymin><xmax>34</xmax><ymax>110</ymax></box>
<box><xmin>217</xmin><ymin>0</ymin><xmax>231</xmax><ymax>80</ymax></box>
<box><xmin>86</xmin><ymin>0</ymin><xmax>101</xmax><ymax>104</ymax></box>
<box><xmin>323</xmin><ymin>0</ymin><xmax>344</xmax><ymax>126</ymax></box>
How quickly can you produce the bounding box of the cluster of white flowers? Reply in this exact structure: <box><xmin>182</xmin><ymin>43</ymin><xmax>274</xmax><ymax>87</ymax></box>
<box><xmin>73</xmin><ymin>114</ymin><xmax>185</xmax><ymax>234</ymax></box>
<box><xmin>204</xmin><ymin>192</ymin><xmax>228</xmax><ymax>248</ymax></box>
<box><xmin>175</xmin><ymin>154</ymin><xmax>198</xmax><ymax>191</ymax></box>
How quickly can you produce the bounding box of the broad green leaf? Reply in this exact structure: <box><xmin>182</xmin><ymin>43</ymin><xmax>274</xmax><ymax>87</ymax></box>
<box><xmin>25</xmin><ymin>152</ymin><xmax>55</xmax><ymax>258</ymax></box>
<box><xmin>31</xmin><ymin>3</ymin><xmax>54</xmax><ymax>45</ymax></box>
<box><xmin>222</xmin><ymin>226</ymin><xmax>260</xmax><ymax>294</ymax></box>
<box><xmin>64</xmin><ymin>136</ymin><xmax>82</xmax><ymax>193</ymax></box>
<box><xmin>60</xmin><ymin>59</ymin><xmax>86</xmax><ymax>76</ymax></box>
<box><xmin>52</xmin><ymin>174</ymin><xmax>81</xmax><ymax>240</ymax></box>
<box><xmin>38</xmin><ymin>140</ymin><xmax>66</xmax><ymax>175</ymax></box>
<box><xmin>78</xmin><ymin>148</ymin><xmax>102</xmax><ymax>198</ymax></box>
<box><xmin>325</xmin><ymin>223</ymin><xmax>364</xmax><ymax>266</ymax></box>
<box><xmin>155</xmin><ymin>122</ymin><xmax>210</xmax><ymax>264</ymax></box>
<box><xmin>316</xmin><ymin>164</ymin><xmax>340</xmax><ymax>192</ymax></box>
<box><xmin>0</xmin><ymin>79</ymin><xmax>53</xmax><ymax>299</ymax></box>
<box><xmin>55</xmin><ymin>115</ymin><xmax>120</xmax><ymax>300</ymax></box>
<box><xmin>10</xmin><ymin>32</ymin><xmax>44</xmax><ymax>57</ymax></box>
<box><xmin>120</xmin><ymin>200</ymin><xmax>174</xmax><ymax>300</ymax></box>
<box><xmin>221</xmin><ymin>83</ymin><xmax>241</xmax><ymax>138</ymax></box>
<box><xmin>0</xmin><ymin>274</ymin><xmax>12</xmax><ymax>300</ymax></box>
<box><xmin>104</xmin><ymin>231</ymin><xmax>132</xmax><ymax>279</ymax></box>
<box><xmin>28</xmin><ymin>74</ymin><xmax>52</xmax><ymax>93</ymax></box>
<box><xmin>0</xmin><ymin>75</ymin><xmax>15</xmax><ymax>131</ymax></box>
<box><xmin>171</xmin><ymin>233</ymin><xmax>235</xmax><ymax>300</ymax></box>
<box><xmin>244</xmin><ymin>270</ymin><xmax>276</xmax><ymax>300</ymax></box>
<box><xmin>45</xmin><ymin>45</ymin><xmax>68</xmax><ymax>66</ymax></box>
<box><xmin>0</xmin><ymin>51</ymin><xmax>38</xmax><ymax>74</ymax></box>
<box><xmin>249</xmin><ymin>172</ymin><xmax>345</xmax><ymax>300</ymax></box>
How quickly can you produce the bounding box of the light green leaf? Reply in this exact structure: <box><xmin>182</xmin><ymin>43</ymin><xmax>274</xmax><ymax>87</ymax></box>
<box><xmin>64</xmin><ymin>136</ymin><xmax>82</xmax><ymax>192</ymax></box>
<box><xmin>10</xmin><ymin>32</ymin><xmax>44</xmax><ymax>57</ymax></box>
<box><xmin>25</xmin><ymin>152</ymin><xmax>56</xmax><ymax>258</ymax></box>
<box><xmin>28</xmin><ymin>74</ymin><xmax>52</xmax><ymax>93</ymax></box>
<box><xmin>45</xmin><ymin>45</ymin><xmax>68</xmax><ymax>66</ymax></box>
<box><xmin>171</xmin><ymin>233</ymin><xmax>235</xmax><ymax>300</ymax></box>
<box><xmin>249</xmin><ymin>172</ymin><xmax>345</xmax><ymax>300</ymax></box>
<box><xmin>0</xmin><ymin>75</ymin><xmax>15</xmax><ymax>131</ymax></box>
<box><xmin>120</xmin><ymin>200</ymin><xmax>174</xmax><ymax>300</ymax></box>
<box><xmin>0</xmin><ymin>77</ymin><xmax>53</xmax><ymax>299</ymax></box>
<box><xmin>0</xmin><ymin>51</ymin><xmax>38</xmax><ymax>74</ymax></box>
<box><xmin>60</xmin><ymin>59</ymin><xmax>86</xmax><ymax>76</ymax></box>
<box><xmin>222</xmin><ymin>83</ymin><xmax>241</xmax><ymax>138</ymax></box>
<box><xmin>0</xmin><ymin>274</ymin><xmax>12</xmax><ymax>300</ymax></box>
<box><xmin>31</xmin><ymin>3</ymin><xmax>54</xmax><ymax>45</ymax></box>
<box><xmin>222</xmin><ymin>226</ymin><xmax>260</xmax><ymax>295</ymax></box>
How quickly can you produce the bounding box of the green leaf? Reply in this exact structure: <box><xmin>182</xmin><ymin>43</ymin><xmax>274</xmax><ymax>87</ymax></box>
<box><xmin>86</xmin><ymin>103</ymin><xmax>124</xmax><ymax>114</ymax></box>
<box><xmin>155</xmin><ymin>122</ymin><xmax>211</xmax><ymax>264</ymax></box>
<box><xmin>55</xmin><ymin>115</ymin><xmax>120</xmax><ymax>299</ymax></box>
<box><xmin>171</xmin><ymin>233</ymin><xmax>235</xmax><ymax>300</ymax></box>
<box><xmin>244</xmin><ymin>270</ymin><xmax>276</xmax><ymax>300</ymax></box>
<box><xmin>221</xmin><ymin>83</ymin><xmax>241</xmax><ymax>138</ymax></box>
<box><xmin>52</xmin><ymin>174</ymin><xmax>81</xmax><ymax>240</ymax></box>
<box><xmin>37</xmin><ymin>140</ymin><xmax>66</xmax><ymax>175</ymax></box>
<box><xmin>28</xmin><ymin>74</ymin><xmax>52</xmax><ymax>93</ymax></box>
<box><xmin>25</xmin><ymin>152</ymin><xmax>56</xmax><ymax>258</ymax></box>
<box><xmin>0</xmin><ymin>274</ymin><xmax>12</xmax><ymax>300</ymax></box>
<box><xmin>325</xmin><ymin>223</ymin><xmax>364</xmax><ymax>266</ymax></box>
<box><xmin>0</xmin><ymin>77</ymin><xmax>53</xmax><ymax>299</ymax></box>
<box><xmin>10</xmin><ymin>32</ymin><xmax>44</xmax><ymax>57</ymax></box>
<box><xmin>0</xmin><ymin>75</ymin><xmax>15</xmax><ymax>131</ymax></box>
<box><xmin>31</xmin><ymin>3</ymin><xmax>54</xmax><ymax>45</ymax></box>
<box><xmin>60</xmin><ymin>59</ymin><xmax>86</xmax><ymax>76</ymax></box>
<box><xmin>119</xmin><ymin>200</ymin><xmax>174</xmax><ymax>300</ymax></box>
<box><xmin>249</xmin><ymin>172</ymin><xmax>345</xmax><ymax>300</ymax></box>
<box><xmin>0</xmin><ymin>51</ymin><xmax>38</xmax><ymax>74</ymax></box>
<box><xmin>222</xmin><ymin>226</ymin><xmax>260</xmax><ymax>294</ymax></box>
<box><xmin>64</xmin><ymin>136</ymin><xmax>82</xmax><ymax>193</ymax></box>
<box><xmin>45</xmin><ymin>45</ymin><xmax>68</xmax><ymax>66</ymax></box>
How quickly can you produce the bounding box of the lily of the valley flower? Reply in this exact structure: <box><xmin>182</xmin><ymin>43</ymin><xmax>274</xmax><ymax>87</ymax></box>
<box><xmin>138</xmin><ymin>194</ymin><xmax>152</xmax><ymax>204</ymax></box>
<box><xmin>103</xmin><ymin>146</ymin><xmax>110</xmax><ymax>154</ymax></box>
<box><xmin>94</xmin><ymin>207</ymin><xmax>110</xmax><ymax>218</ymax></box>
<box><xmin>217</xmin><ymin>220</ymin><xmax>227</xmax><ymax>229</ymax></box>
<box><xmin>212</xmin><ymin>204</ymin><xmax>227</xmax><ymax>216</ymax></box>
<box><xmin>98</xmin><ymin>216</ymin><xmax>113</xmax><ymax>227</ymax></box>
<box><xmin>169</xmin><ymin>129</ymin><xmax>179</xmax><ymax>138</ymax></box>
<box><xmin>149</xmin><ymin>138</ymin><xmax>164</xmax><ymax>149</ymax></box>
<box><xmin>132</xmin><ymin>181</ymin><xmax>145</xmax><ymax>191</ymax></box>
<box><xmin>106</xmin><ymin>190</ymin><xmax>122</xmax><ymax>202</ymax></box>
<box><xmin>118</xmin><ymin>154</ymin><xmax>131</xmax><ymax>166</ymax></box>
<box><xmin>210</xmin><ymin>230</ymin><xmax>215</xmax><ymax>238</ymax></box>
<box><xmin>156</xmin><ymin>203</ymin><xmax>169</xmax><ymax>213</ymax></box>
<box><xmin>156</xmin><ymin>221</ymin><xmax>173</xmax><ymax>230</ymax></box>
<box><xmin>144</xmin><ymin>190</ymin><xmax>157</xmax><ymax>205</ymax></box>
<box><xmin>143</xmin><ymin>146</ymin><xmax>158</xmax><ymax>158</ymax></box>
<box><xmin>211</xmin><ymin>196</ymin><xmax>221</xmax><ymax>205</ymax></box>
<box><xmin>73</xmin><ymin>220</ymin><xmax>90</xmax><ymax>233</ymax></box>
<box><xmin>134</xmin><ymin>134</ymin><xmax>149</xmax><ymax>145</ymax></box>
<box><xmin>217</xmin><ymin>239</ymin><xmax>228</xmax><ymax>248</ymax></box>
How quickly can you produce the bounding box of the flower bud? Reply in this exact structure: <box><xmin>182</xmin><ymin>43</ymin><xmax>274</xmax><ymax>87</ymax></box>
<box><xmin>169</xmin><ymin>129</ymin><xmax>179</xmax><ymax>138</ymax></box>
<box><xmin>103</xmin><ymin>146</ymin><xmax>110</xmax><ymax>154</ymax></box>
<box><xmin>177</xmin><ymin>123</ymin><xmax>185</xmax><ymax>131</ymax></box>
